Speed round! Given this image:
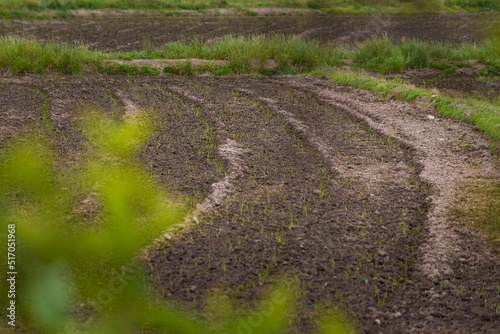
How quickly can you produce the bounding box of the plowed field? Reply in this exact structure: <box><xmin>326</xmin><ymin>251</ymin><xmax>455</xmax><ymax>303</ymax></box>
<box><xmin>0</xmin><ymin>14</ymin><xmax>489</xmax><ymax>52</ymax></box>
<box><xmin>2</xmin><ymin>75</ymin><xmax>499</xmax><ymax>333</ymax></box>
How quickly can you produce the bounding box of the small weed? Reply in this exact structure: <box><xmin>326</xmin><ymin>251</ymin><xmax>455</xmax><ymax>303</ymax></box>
<box><xmin>140</xmin><ymin>65</ymin><xmax>160</xmax><ymax>75</ymax></box>
<box><xmin>243</xmin><ymin>10</ymin><xmax>258</xmax><ymax>16</ymax></box>
<box><xmin>199</xmin><ymin>61</ymin><xmax>217</xmax><ymax>73</ymax></box>
<box><xmin>163</xmin><ymin>65</ymin><xmax>175</xmax><ymax>74</ymax></box>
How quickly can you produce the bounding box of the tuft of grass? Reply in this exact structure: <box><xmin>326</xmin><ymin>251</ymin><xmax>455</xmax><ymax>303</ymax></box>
<box><xmin>140</xmin><ymin>64</ymin><xmax>161</xmax><ymax>75</ymax></box>
<box><xmin>352</xmin><ymin>36</ymin><xmax>427</xmax><ymax>73</ymax></box>
<box><xmin>401</xmin><ymin>39</ymin><xmax>429</xmax><ymax>69</ymax></box>
<box><xmin>199</xmin><ymin>60</ymin><xmax>218</xmax><ymax>72</ymax></box>
<box><xmin>212</xmin><ymin>63</ymin><xmax>234</xmax><ymax>76</ymax></box>
<box><xmin>164</xmin><ymin>65</ymin><xmax>175</xmax><ymax>74</ymax></box>
<box><xmin>352</xmin><ymin>35</ymin><xmax>500</xmax><ymax>75</ymax></box>
<box><xmin>243</xmin><ymin>9</ymin><xmax>258</xmax><ymax>16</ymax></box>
<box><xmin>0</xmin><ymin>36</ymin><xmax>102</xmax><ymax>75</ymax></box>
<box><xmin>176</xmin><ymin>60</ymin><xmax>197</xmax><ymax>75</ymax></box>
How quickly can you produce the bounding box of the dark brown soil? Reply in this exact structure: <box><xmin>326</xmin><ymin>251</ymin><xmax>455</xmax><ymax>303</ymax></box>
<box><xmin>0</xmin><ymin>14</ymin><xmax>493</xmax><ymax>52</ymax></box>
<box><xmin>396</xmin><ymin>69</ymin><xmax>500</xmax><ymax>104</ymax></box>
<box><xmin>147</xmin><ymin>76</ymin><xmax>429</xmax><ymax>334</ymax></box>
<box><xmin>0</xmin><ymin>80</ymin><xmax>46</xmax><ymax>144</ymax></box>
<box><xmin>1</xmin><ymin>75</ymin><xmax>499</xmax><ymax>333</ymax></box>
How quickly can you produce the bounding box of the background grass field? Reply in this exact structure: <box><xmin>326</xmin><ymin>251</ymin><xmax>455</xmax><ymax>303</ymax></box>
<box><xmin>0</xmin><ymin>0</ymin><xmax>498</xmax><ymax>16</ymax></box>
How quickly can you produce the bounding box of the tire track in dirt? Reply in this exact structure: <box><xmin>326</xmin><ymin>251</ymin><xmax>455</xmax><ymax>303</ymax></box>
<box><xmin>237</xmin><ymin>87</ymin><xmax>414</xmax><ymax>189</ymax></box>
<box><xmin>265</xmin><ymin>76</ymin><xmax>500</xmax><ymax>332</ymax></box>
<box><xmin>144</xmin><ymin>136</ymin><xmax>249</xmax><ymax>258</ymax></box>
<box><xmin>238</xmin><ymin>87</ymin><xmax>350</xmax><ymax>178</ymax></box>
<box><xmin>143</xmin><ymin>85</ymin><xmax>251</xmax><ymax>254</ymax></box>
<box><xmin>114</xmin><ymin>89</ymin><xmax>138</xmax><ymax>115</ymax></box>
<box><xmin>148</xmin><ymin>77</ymin><xmax>428</xmax><ymax>333</ymax></box>
<box><xmin>280</xmin><ymin>75</ymin><xmax>499</xmax><ymax>280</ymax></box>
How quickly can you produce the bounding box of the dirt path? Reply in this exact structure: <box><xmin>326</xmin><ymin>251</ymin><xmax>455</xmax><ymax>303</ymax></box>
<box><xmin>279</xmin><ymin>76</ymin><xmax>499</xmax><ymax>278</ymax></box>
<box><xmin>1</xmin><ymin>75</ymin><xmax>499</xmax><ymax>333</ymax></box>
<box><xmin>272</xmin><ymin>76</ymin><xmax>500</xmax><ymax>332</ymax></box>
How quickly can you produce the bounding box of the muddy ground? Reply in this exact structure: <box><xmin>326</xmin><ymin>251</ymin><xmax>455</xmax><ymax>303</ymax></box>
<box><xmin>1</xmin><ymin>74</ymin><xmax>499</xmax><ymax>333</ymax></box>
<box><xmin>0</xmin><ymin>14</ymin><xmax>494</xmax><ymax>52</ymax></box>
<box><xmin>394</xmin><ymin>69</ymin><xmax>500</xmax><ymax>104</ymax></box>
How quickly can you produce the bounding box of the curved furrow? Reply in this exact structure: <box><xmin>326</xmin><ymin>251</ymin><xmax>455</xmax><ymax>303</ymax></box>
<box><xmin>270</xmin><ymin>75</ymin><xmax>500</xmax><ymax>332</ymax></box>
<box><xmin>147</xmin><ymin>77</ymin><xmax>427</xmax><ymax>333</ymax></box>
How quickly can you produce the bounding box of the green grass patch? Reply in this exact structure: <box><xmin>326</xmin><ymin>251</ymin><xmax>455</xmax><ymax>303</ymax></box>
<box><xmin>163</xmin><ymin>65</ymin><xmax>175</xmax><ymax>74</ymax></box>
<box><xmin>430</xmin><ymin>61</ymin><xmax>458</xmax><ymax>74</ymax></box>
<box><xmin>212</xmin><ymin>63</ymin><xmax>234</xmax><ymax>75</ymax></box>
<box><xmin>0</xmin><ymin>36</ymin><xmax>103</xmax><ymax>75</ymax></box>
<box><xmin>100</xmin><ymin>63</ymin><xmax>161</xmax><ymax>75</ymax></box>
<box><xmin>455</xmin><ymin>181</ymin><xmax>500</xmax><ymax>249</ymax></box>
<box><xmin>139</xmin><ymin>64</ymin><xmax>161</xmax><ymax>75</ymax></box>
<box><xmin>352</xmin><ymin>35</ymin><xmax>500</xmax><ymax>75</ymax></box>
<box><xmin>110</xmin><ymin>35</ymin><xmax>500</xmax><ymax>75</ymax></box>
<box><xmin>176</xmin><ymin>60</ymin><xmax>198</xmax><ymax>75</ymax></box>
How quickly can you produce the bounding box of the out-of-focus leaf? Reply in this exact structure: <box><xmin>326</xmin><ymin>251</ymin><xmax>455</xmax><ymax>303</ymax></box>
<box><xmin>26</xmin><ymin>263</ymin><xmax>72</xmax><ymax>332</ymax></box>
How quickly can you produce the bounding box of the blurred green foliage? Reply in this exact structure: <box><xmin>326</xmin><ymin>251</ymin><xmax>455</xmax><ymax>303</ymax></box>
<box><xmin>0</xmin><ymin>111</ymin><xmax>354</xmax><ymax>333</ymax></box>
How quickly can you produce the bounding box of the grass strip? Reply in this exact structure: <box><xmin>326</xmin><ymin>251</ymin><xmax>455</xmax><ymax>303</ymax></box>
<box><xmin>113</xmin><ymin>35</ymin><xmax>348</xmax><ymax>73</ymax></box>
<box><xmin>113</xmin><ymin>35</ymin><xmax>500</xmax><ymax>75</ymax></box>
<box><xmin>0</xmin><ymin>36</ymin><xmax>103</xmax><ymax>75</ymax></box>
<box><xmin>350</xmin><ymin>35</ymin><xmax>500</xmax><ymax>75</ymax></box>
<box><xmin>2</xmin><ymin>35</ymin><xmax>500</xmax><ymax>77</ymax></box>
